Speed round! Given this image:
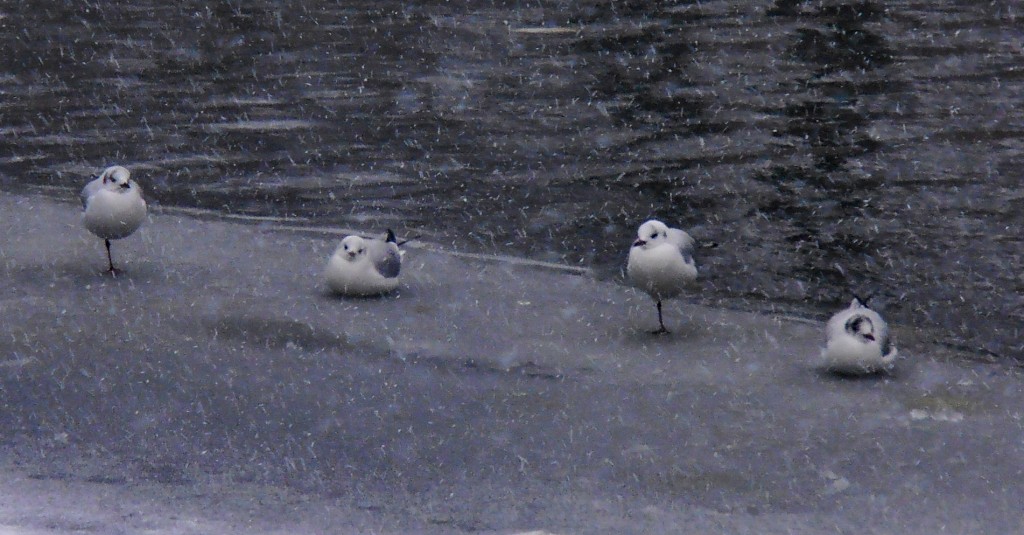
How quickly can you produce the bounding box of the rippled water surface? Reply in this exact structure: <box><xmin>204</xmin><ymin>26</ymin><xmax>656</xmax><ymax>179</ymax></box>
<box><xmin>1</xmin><ymin>0</ymin><xmax>1021</xmax><ymax>359</ymax></box>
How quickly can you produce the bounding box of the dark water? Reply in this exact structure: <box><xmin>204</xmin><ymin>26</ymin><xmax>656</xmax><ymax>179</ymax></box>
<box><xmin>1</xmin><ymin>0</ymin><xmax>1021</xmax><ymax>360</ymax></box>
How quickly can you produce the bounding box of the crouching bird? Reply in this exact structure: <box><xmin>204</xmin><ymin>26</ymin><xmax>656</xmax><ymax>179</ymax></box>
<box><xmin>325</xmin><ymin>229</ymin><xmax>403</xmax><ymax>296</ymax></box>
<box><xmin>822</xmin><ymin>297</ymin><xmax>898</xmax><ymax>374</ymax></box>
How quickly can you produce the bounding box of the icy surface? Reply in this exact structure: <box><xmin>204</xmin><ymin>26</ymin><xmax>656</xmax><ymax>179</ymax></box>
<box><xmin>1</xmin><ymin>194</ymin><xmax>1023</xmax><ymax>533</ymax></box>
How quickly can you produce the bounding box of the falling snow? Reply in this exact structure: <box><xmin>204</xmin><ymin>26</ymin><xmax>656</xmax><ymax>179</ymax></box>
<box><xmin>1</xmin><ymin>1</ymin><xmax>1023</xmax><ymax>533</ymax></box>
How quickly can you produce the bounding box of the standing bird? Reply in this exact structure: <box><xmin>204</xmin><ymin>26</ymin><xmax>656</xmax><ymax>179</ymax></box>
<box><xmin>325</xmin><ymin>229</ymin><xmax>402</xmax><ymax>296</ymax></box>
<box><xmin>80</xmin><ymin>165</ymin><xmax>147</xmax><ymax>274</ymax></box>
<box><xmin>821</xmin><ymin>297</ymin><xmax>898</xmax><ymax>374</ymax></box>
<box><xmin>627</xmin><ymin>219</ymin><xmax>698</xmax><ymax>334</ymax></box>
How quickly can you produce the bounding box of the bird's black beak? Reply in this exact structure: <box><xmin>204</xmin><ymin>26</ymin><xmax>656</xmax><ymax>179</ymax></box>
<box><xmin>633</xmin><ymin>239</ymin><xmax>646</xmax><ymax>247</ymax></box>
<box><xmin>120</xmin><ymin>183</ymin><xmax>131</xmax><ymax>190</ymax></box>
<box><xmin>863</xmin><ymin>333</ymin><xmax>875</xmax><ymax>341</ymax></box>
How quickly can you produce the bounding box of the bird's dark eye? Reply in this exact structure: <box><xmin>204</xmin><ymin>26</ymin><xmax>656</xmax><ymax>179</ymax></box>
<box><xmin>650</xmin><ymin>233</ymin><xmax>658</xmax><ymax>239</ymax></box>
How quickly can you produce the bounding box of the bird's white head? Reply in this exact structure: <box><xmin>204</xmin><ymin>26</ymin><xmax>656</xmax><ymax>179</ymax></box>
<box><xmin>845</xmin><ymin>314</ymin><xmax>876</xmax><ymax>343</ymax></box>
<box><xmin>101</xmin><ymin>166</ymin><xmax>132</xmax><ymax>190</ymax></box>
<box><xmin>633</xmin><ymin>219</ymin><xmax>670</xmax><ymax>249</ymax></box>
<box><xmin>340</xmin><ymin>235</ymin><xmax>366</xmax><ymax>261</ymax></box>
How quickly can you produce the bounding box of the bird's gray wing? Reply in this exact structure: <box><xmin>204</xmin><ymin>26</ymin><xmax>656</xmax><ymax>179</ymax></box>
<box><xmin>131</xmin><ymin>180</ymin><xmax>146</xmax><ymax>203</ymax></box>
<box><xmin>372</xmin><ymin>242</ymin><xmax>402</xmax><ymax>278</ymax></box>
<box><xmin>877</xmin><ymin>318</ymin><xmax>895</xmax><ymax>356</ymax></box>
<box><xmin>668</xmin><ymin>228</ymin><xmax>696</xmax><ymax>264</ymax></box>
<box><xmin>80</xmin><ymin>178</ymin><xmax>103</xmax><ymax>208</ymax></box>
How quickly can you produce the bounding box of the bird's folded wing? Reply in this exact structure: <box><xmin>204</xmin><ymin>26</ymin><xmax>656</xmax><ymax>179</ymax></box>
<box><xmin>668</xmin><ymin>228</ymin><xmax>696</xmax><ymax>262</ymax></box>
<box><xmin>80</xmin><ymin>179</ymin><xmax>102</xmax><ymax>208</ymax></box>
<box><xmin>372</xmin><ymin>243</ymin><xmax>402</xmax><ymax>278</ymax></box>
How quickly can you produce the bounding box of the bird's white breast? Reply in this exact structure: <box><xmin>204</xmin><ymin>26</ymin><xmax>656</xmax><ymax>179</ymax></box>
<box><xmin>627</xmin><ymin>243</ymin><xmax>697</xmax><ymax>300</ymax></box>
<box><xmin>324</xmin><ymin>253</ymin><xmax>399</xmax><ymax>296</ymax></box>
<box><xmin>821</xmin><ymin>335</ymin><xmax>886</xmax><ymax>373</ymax></box>
<box><xmin>83</xmin><ymin>187</ymin><xmax>147</xmax><ymax>240</ymax></box>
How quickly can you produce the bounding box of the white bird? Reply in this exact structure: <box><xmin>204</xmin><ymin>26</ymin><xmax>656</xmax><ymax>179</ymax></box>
<box><xmin>80</xmin><ymin>165</ymin><xmax>147</xmax><ymax>274</ymax></box>
<box><xmin>325</xmin><ymin>229</ymin><xmax>402</xmax><ymax>296</ymax></box>
<box><xmin>627</xmin><ymin>219</ymin><xmax>698</xmax><ymax>334</ymax></box>
<box><xmin>822</xmin><ymin>297</ymin><xmax>898</xmax><ymax>374</ymax></box>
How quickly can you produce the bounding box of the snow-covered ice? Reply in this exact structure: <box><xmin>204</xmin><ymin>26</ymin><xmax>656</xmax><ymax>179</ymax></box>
<box><xmin>1</xmin><ymin>194</ymin><xmax>1023</xmax><ymax>534</ymax></box>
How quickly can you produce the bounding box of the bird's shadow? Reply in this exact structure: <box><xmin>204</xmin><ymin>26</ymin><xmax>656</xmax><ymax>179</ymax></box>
<box><xmin>814</xmin><ymin>365</ymin><xmax>905</xmax><ymax>383</ymax></box>
<box><xmin>318</xmin><ymin>286</ymin><xmax>412</xmax><ymax>302</ymax></box>
<box><xmin>620</xmin><ymin>321</ymin><xmax>702</xmax><ymax>346</ymax></box>
<box><xmin>10</xmin><ymin>259</ymin><xmax>166</xmax><ymax>288</ymax></box>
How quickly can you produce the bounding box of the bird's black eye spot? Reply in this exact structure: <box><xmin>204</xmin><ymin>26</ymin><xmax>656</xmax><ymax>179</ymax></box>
<box><xmin>650</xmin><ymin>233</ymin><xmax>658</xmax><ymax>239</ymax></box>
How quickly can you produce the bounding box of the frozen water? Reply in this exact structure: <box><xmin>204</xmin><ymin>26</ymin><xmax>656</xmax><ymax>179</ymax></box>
<box><xmin>1</xmin><ymin>195</ymin><xmax>1023</xmax><ymax>533</ymax></box>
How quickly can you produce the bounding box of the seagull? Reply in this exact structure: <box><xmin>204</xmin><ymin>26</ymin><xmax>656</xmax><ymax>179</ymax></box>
<box><xmin>80</xmin><ymin>165</ymin><xmax>147</xmax><ymax>274</ymax></box>
<box><xmin>627</xmin><ymin>219</ymin><xmax>698</xmax><ymax>334</ymax></box>
<box><xmin>822</xmin><ymin>297</ymin><xmax>898</xmax><ymax>374</ymax></box>
<box><xmin>324</xmin><ymin>229</ymin><xmax>402</xmax><ymax>296</ymax></box>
